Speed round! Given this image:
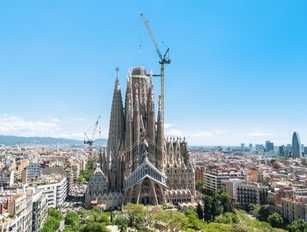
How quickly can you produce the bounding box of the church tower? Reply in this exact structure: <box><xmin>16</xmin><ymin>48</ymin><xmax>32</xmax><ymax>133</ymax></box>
<box><xmin>86</xmin><ymin>65</ymin><xmax>195</xmax><ymax>209</ymax></box>
<box><xmin>147</xmin><ymin>83</ymin><xmax>156</xmax><ymax>164</ymax></box>
<box><xmin>107</xmin><ymin>71</ymin><xmax>124</xmax><ymax>157</ymax></box>
<box><xmin>107</xmin><ymin>70</ymin><xmax>125</xmax><ymax>191</ymax></box>
<box><xmin>156</xmin><ymin>96</ymin><xmax>165</xmax><ymax>171</ymax></box>
<box><xmin>124</xmin><ymin>77</ymin><xmax>133</xmax><ymax>176</ymax></box>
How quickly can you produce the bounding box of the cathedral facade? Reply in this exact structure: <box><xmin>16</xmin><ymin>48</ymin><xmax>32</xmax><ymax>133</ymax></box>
<box><xmin>85</xmin><ymin>67</ymin><xmax>195</xmax><ymax>209</ymax></box>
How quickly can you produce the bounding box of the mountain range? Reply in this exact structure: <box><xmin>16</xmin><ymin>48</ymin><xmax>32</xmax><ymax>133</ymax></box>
<box><xmin>0</xmin><ymin>135</ymin><xmax>107</xmax><ymax>146</ymax></box>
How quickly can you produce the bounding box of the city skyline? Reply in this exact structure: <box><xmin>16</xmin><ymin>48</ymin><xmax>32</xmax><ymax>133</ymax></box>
<box><xmin>1</xmin><ymin>1</ymin><xmax>307</xmax><ymax>145</ymax></box>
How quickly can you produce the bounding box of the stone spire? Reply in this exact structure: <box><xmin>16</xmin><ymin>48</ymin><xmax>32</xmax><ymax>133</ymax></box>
<box><xmin>175</xmin><ymin>139</ymin><xmax>182</xmax><ymax>166</ymax></box>
<box><xmin>147</xmin><ymin>84</ymin><xmax>156</xmax><ymax>164</ymax></box>
<box><xmin>156</xmin><ymin>96</ymin><xmax>165</xmax><ymax>171</ymax></box>
<box><xmin>107</xmin><ymin>69</ymin><xmax>124</xmax><ymax>158</ymax></box>
<box><xmin>133</xmin><ymin>89</ymin><xmax>140</xmax><ymax>170</ymax></box>
<box><xmin>101</xmin><ymin>148</ymin><xmax>109</xmax><ymax>177</ymax></box>
<box><xmin>124</xmin><ymin>77</ymin><xmax>133</xmax><ymax>176</ymax></box>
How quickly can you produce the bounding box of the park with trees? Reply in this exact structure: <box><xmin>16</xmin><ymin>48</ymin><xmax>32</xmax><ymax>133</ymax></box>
<box><xmin>40</xmin><ymin>198</ymin><xmax>307</xmax><ymax>232</ymax></box>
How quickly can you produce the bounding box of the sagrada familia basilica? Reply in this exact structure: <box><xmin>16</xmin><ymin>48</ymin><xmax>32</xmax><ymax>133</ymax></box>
<box><xmin>85</xmin><ymin>67</ymin><xmax>195</xmax><ymax>209</ymax></box>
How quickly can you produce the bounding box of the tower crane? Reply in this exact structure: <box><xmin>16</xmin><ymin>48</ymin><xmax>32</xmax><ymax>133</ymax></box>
<box><xmin>140</xmin><ymin>13</ymin><xmax>171</xmax><ymax>136</ymax></box>
<box><xmin>84</xmin><ymin>115</ymin><xmax>102</xmax><ymax>147</ymax></box>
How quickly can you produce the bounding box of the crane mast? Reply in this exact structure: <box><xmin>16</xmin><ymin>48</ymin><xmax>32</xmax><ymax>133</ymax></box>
<box><xmin>140</xmin><ymin>13</ymin><xmax>171</xmax><ymax>138</ymax></box>
<box><xmin>84</xmin><ymin>115</ymin><xmax>102</xmax><ymax>148</ymax></box>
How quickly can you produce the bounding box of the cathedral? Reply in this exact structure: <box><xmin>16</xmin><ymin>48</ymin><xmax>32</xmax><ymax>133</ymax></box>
<box><xmin>85</xmin><ymin>67</ymin><xmax>195</xmax><ymax>209</ymax></box>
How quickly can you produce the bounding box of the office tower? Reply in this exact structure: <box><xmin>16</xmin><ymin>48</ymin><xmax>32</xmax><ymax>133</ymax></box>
<box><xmin>292</xmin><ymin>132</ymin><xmax>302</xmax><ymax>158</ymax></box>
<box><xmin>265</xmin><ymin>140</ymin><xmax>274</xmax><ymax>152</ymax></box>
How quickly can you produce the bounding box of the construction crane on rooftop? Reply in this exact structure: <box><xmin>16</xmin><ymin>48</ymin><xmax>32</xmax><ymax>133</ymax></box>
<box><xmin>140</xmin><ymin>13</ymin><xmax>171</xmax><ymax>136</ymax></box>
<box><xmin>84</xmin><ymin>115</ymin><xmax>102</xmax><ymax>149</ymax></box>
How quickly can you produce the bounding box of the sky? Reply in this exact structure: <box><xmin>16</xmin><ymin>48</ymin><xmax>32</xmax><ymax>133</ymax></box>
<box><xmin>0</xmin><ymin>0</ymin><xmax>307</xmax><ymax>146</ymax></box>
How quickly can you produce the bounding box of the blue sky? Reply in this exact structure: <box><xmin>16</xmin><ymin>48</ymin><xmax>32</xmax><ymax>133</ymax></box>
<box><xmin>0</xmin><ymin>0</ymin><xmax>307</xmax><ymax>145</ymax></box>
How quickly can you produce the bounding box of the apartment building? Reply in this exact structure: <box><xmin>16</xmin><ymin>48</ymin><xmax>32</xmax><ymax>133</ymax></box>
<box><xmin>204</xmin><ymin>170</ymin><xmax>245</xmax><ymax>193</ymax></box>
<box><xmin>282</xmin><ymin>196</ymin><xmax>307</xmax><ymax>223</ymax></box>
<box><xmin>237</xmin><ymin>183</ymin><xmax>268</xmax><ymax>209</ymax></box>
<box><xmin>32</xmin><ymin>174</ymin><xmax>67</xmax><ymax>208</ymax></box>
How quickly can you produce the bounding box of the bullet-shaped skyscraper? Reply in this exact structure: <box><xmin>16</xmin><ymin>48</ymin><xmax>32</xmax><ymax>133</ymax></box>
<box><xmin>292</xmin><ymin>131</ymin><xmax>302</xmax><ymax>158</ymax></box>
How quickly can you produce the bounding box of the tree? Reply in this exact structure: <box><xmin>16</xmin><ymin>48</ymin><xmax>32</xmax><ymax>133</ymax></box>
<box><xmin>287</xmin><ymin>219</ymin><xmax>307</xmax><ymax>232</ymax></box>
<box><xmin>217</xmin><ymin>191</ymin><xmax>233</xmax><ymax>213</ymax></box>
<box><xmin>48</xmin><ymin>208</ymin><xmax>62</xmax><ymax>221</ymax></box>
<box><xmin>79</xmin><ymin>158</ymin><xmax>95</xmax><ymax>181</ymax></box>
<box><xmin>65</xmin><ymin>211</ymin><xmax>80</xmax><ymax>229</ymax></box>
<box><xmin>257</xmin><ymin>205</ymin><xmax>275</xmax><ymax>221</ymax></box>
<box><xmin>196</xmin><ymin>181</ymin><xmax>204</xmax><ymax>192</ymax></box>
<box><xmin>63</xmin><ymin>225</ymin><xmax>75</xmax><ymax>232</ymax></box>
<box><xmin>267</xmin><ymin>212</ymin><xmax>283</xmax><ymax>228</ymax></box>
<box><xmin>80</xmin><ymin>223</ymin><xmax>109</xmax><ymax>232</ymax></box>
<box><xmin>215</xmin><ymin>212</ymin><xmax>239</xmax><ymax>224</ymax></box>
<box><xmin>249</xmin><ymin>204</ymin><xmax>261</xmax><ymax>217</ymax></box>
<box><xmin>231</xmin><ymin>224</ymin><xmax>248</xmax><ymax>232</ymax></box>
<box><xmin>202</xmin><ymin>191</ymin><xmax>233</xmax><ymax>222</ymax></box>
<box><xmin>40</xmin><ymin>208</ymin><xmax>62</xmax><ymax>232</ymax></box>
<box><xmin>184</xmin><ymin>209</ymin><xmax>205</xmax><ymax>231</ymax></box>
<box><xmin>86</xmin><ymin>209</ymin><xmax>109</xmax><ymax>224</ymax></box>
<box><xmin>151</xmin><ymin>210</ymin><xmax>189</xmax><ymax>231</ymax></box>
<box><xmin>76</xmin><ymin>176</ymin><xmax>86</xmax><ymax>184</ymax></box>
<box><xmin>42</xmin><ymin>216</ymin><xmax>60</xmax><ymax>232</ymax></box>
<box><xmin>123</xmin><ymin>203</ymin><xmax>146</xmax><ymax>229</ymax></box>
<box><xmin>98</xmin><ymin>212</ymin><xmax>111</xmax><ymax>225</ymax></box>
<box><xmin>196</xmin><ymin>203</ymin><xmax>204</xmax><ymax>220</ymax></box>
<box><xmin>203</xmin><ymin>194</ymin><xmax>214</xmax><ymax>222</ymax></box>
<box><xmin>114</xmin><ymin>214</ymin><xmax>129</xmax><ymax>232</ymax></box>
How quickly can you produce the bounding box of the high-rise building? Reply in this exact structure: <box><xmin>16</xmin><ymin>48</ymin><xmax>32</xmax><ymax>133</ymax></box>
<box><xmin>287</xmin><ymin>144</ymin><xmax>292</xmax><ymax>155</ymax></box>
<box><xmin>265</xmin><ymin>140</ymin><xmax>274</xmax><ymax>152</ymax></box>
<box><xmin>279</xmin><ymin>145</ymin><xmax>287</xmax><ymax>156</ymax></box>
<box><xmin>249</xmin><ymin>143</ymin><xmax>253</xmax><ymax>151</ymax></box>
<box><xmin>255</xmin><ymin>144</ymin><xmax>265</xmax><ymax>152</ymax></box>
<box><xmin>292</xmin><ymin>131</ymin><xmax>302</xmax><ymax>158</ymax></box>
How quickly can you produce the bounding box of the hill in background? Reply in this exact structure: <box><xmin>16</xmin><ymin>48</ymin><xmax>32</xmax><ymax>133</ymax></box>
<box><xmin>0</xmin><ymin>135</ymin><xmax>107</xmax><ymax>146</ymax></box>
